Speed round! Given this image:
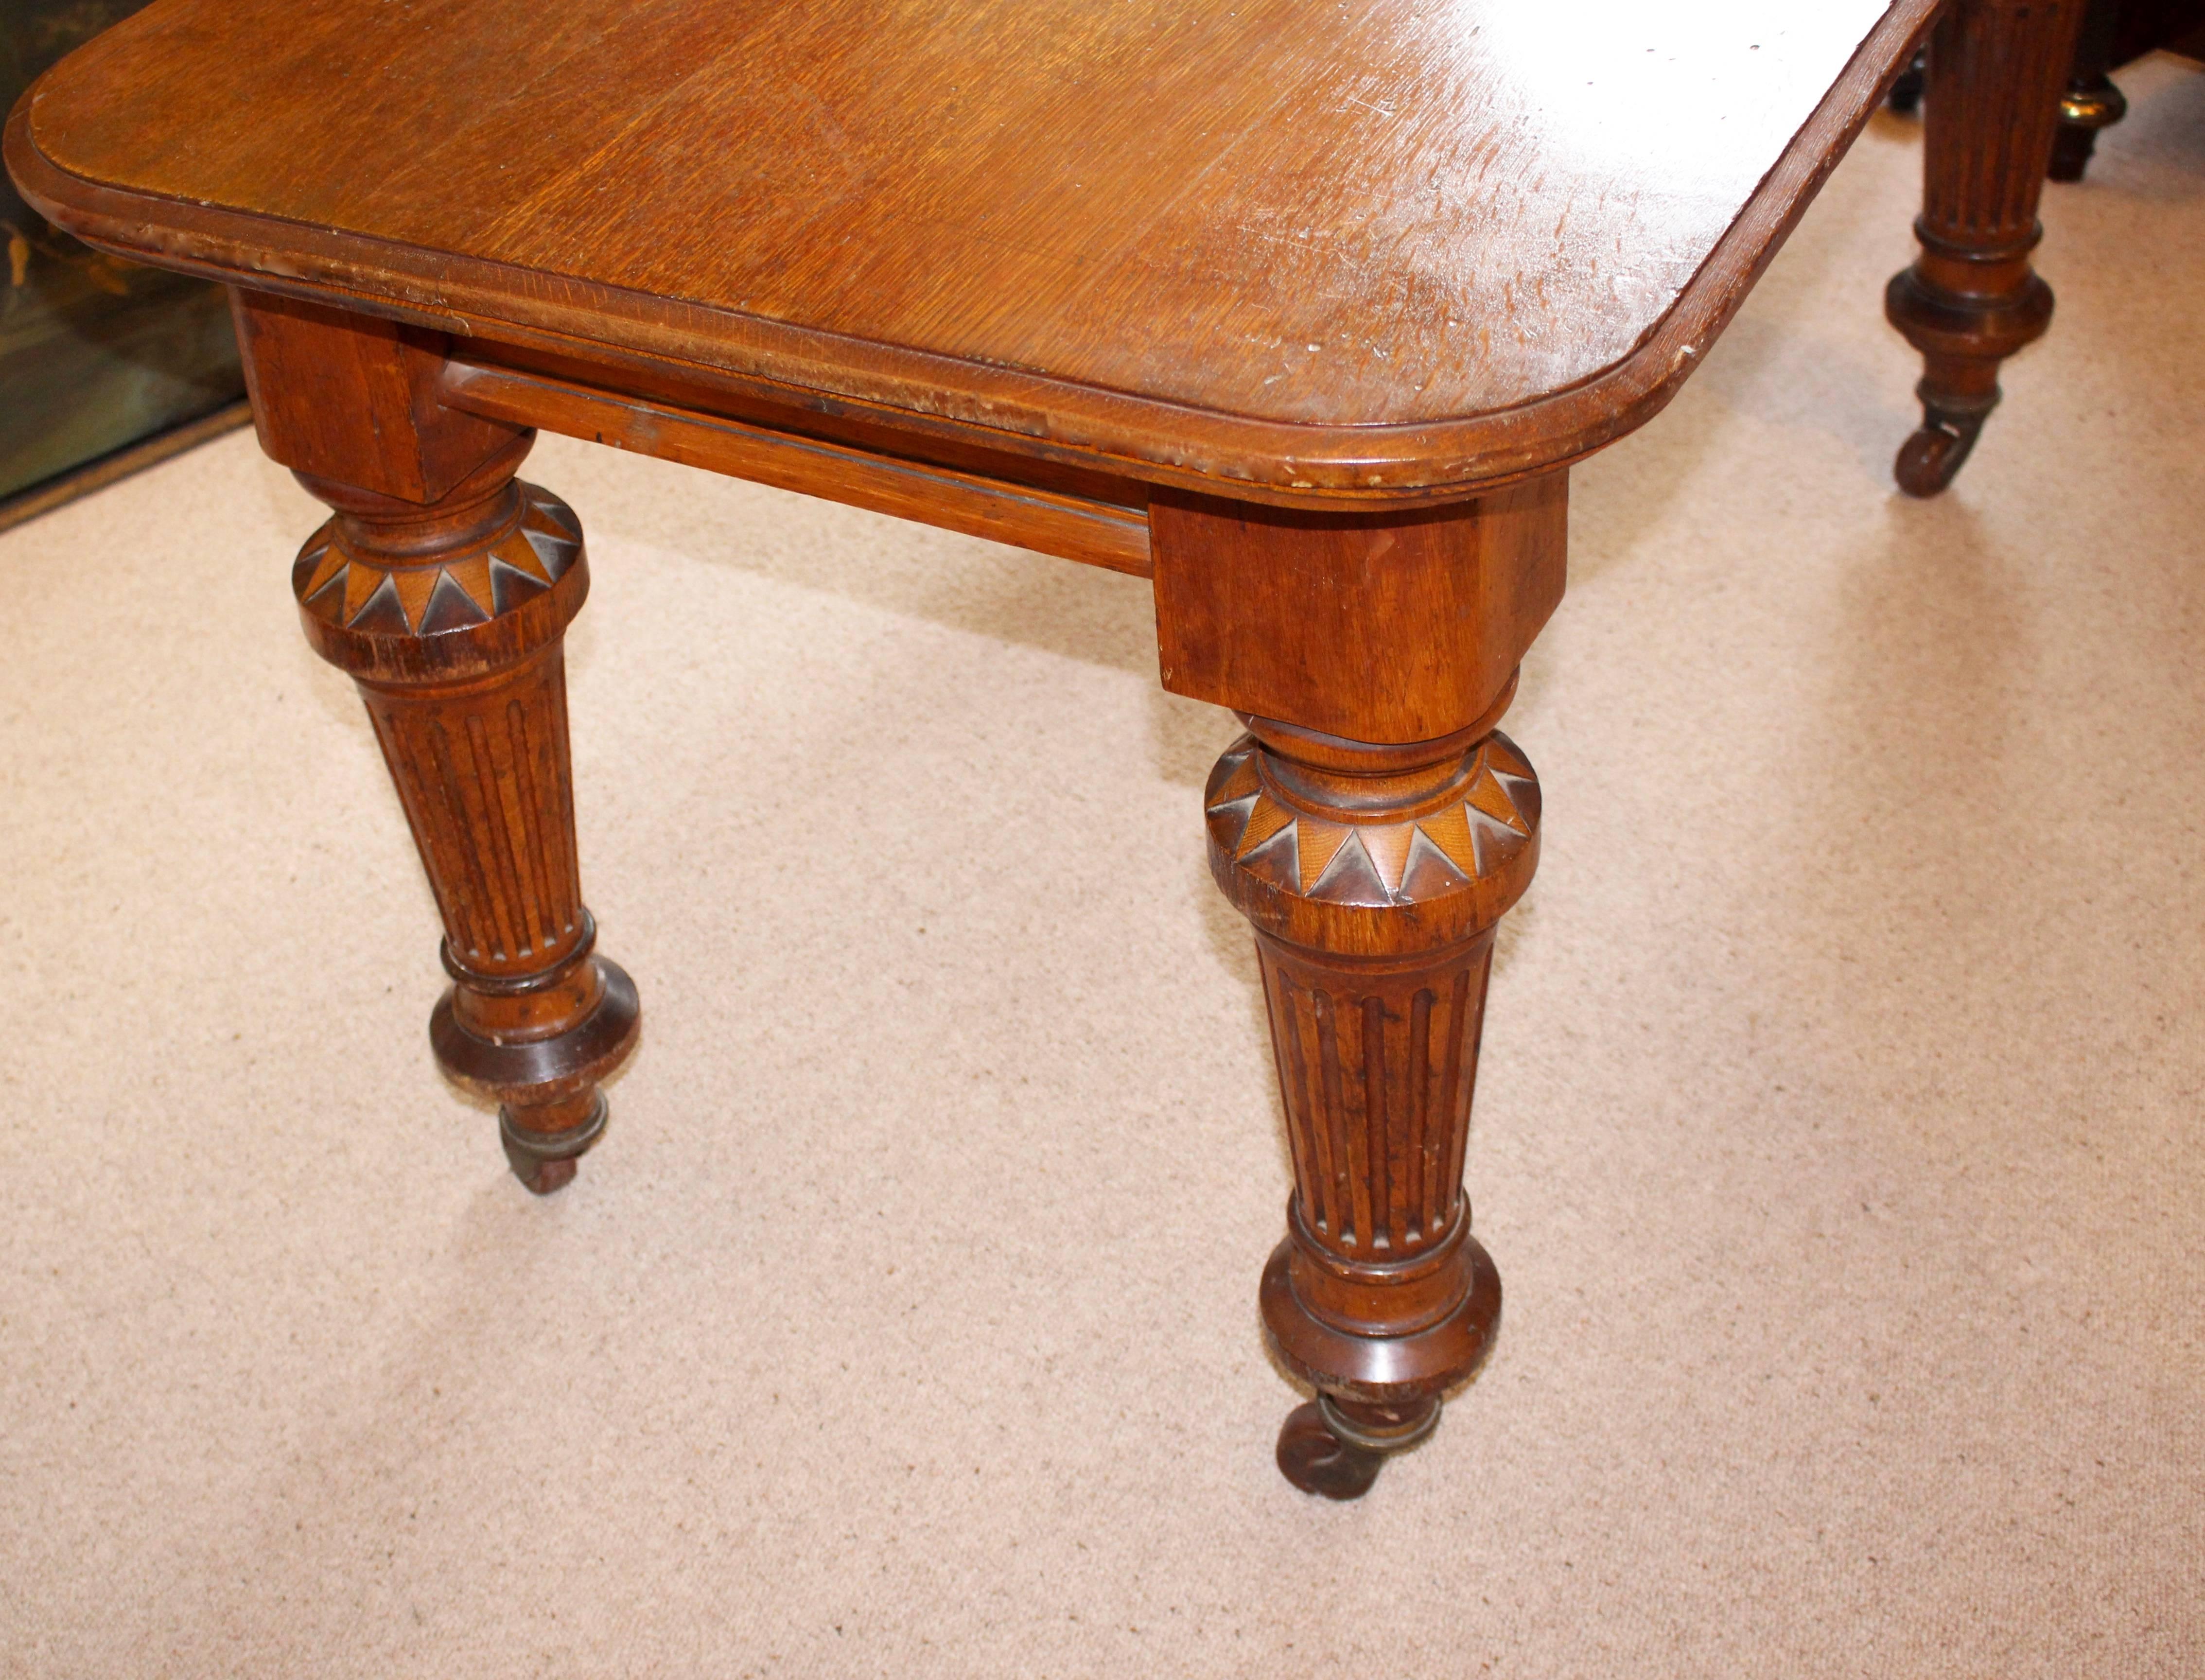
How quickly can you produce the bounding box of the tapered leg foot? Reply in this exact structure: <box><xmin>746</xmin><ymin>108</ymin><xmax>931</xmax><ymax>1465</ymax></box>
<box><xmin>500</xmin><ymin>1091</ymin><xmax>610</xmax><ymax>1194</ymax></box>
<box><xmin>429</xmin><ymin>946</ymin><xmax>640</xmax><ymax>1189</ymax></box>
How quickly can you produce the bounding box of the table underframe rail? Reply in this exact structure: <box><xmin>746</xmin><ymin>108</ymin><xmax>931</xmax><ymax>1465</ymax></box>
<box><xmin>440</xmin><ymin>358</ymin><xmax>1156</xmax><ymax>578</ymax></box>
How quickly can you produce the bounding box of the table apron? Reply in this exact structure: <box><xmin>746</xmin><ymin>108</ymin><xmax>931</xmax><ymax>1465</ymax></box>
<box><xmin>439</xmin><ymin>359</ymin><xmax>1154</xmax><ymax>579</ymax></box>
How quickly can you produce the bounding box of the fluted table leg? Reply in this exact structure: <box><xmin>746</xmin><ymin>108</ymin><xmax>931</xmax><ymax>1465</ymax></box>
<box><xmin>1886</xmin><ymin>0</ymin><xmax>2087</xmax><ymax>496</ymax></box>
<box><xmin>1208</xmin><ymin>703</ymin><xmax>1533</xmax><ymax>1496</ymax></box>
<box><xmin>234</xmin><ymin>290</ymin><xmax>640</xmax><ymax>1190</ymax></box>
<box><xmin>1151</xmin><ymin>472</ymin><xmax>1567</xmax><ymax>1495</ymax></box>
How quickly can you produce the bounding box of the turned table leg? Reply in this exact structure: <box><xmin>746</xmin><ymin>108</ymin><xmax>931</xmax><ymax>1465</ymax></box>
<box><xmin>1153</xmin><ymin>474</ymin><xmax>1566</xmax><ymax>1496</ymax></box>
<box><xmin>234</xmin><ymin>291</ymin><xmax>640</xmax><ymax>1190</ymax></box>
<box><xmin>1208</xmin><ymin>703</ymin><xmax>1532</xmax><ymax>1496</ymax></box>
<box><xmin>1886</xmin><ymin>0</ymin><xmax>2086</xmax><ymax>496</ymax></box>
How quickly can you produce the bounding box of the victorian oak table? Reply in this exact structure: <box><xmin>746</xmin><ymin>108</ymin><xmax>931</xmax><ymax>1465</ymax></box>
<box><xmin>6</xmin><ymin>0</ymin><xmax>2080</xmax><ymax>1498</ymax></box>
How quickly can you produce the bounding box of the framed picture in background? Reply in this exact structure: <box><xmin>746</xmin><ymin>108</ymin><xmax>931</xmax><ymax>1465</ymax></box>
<box><xmin>1</xmin><ymin>0</ymin><xmax>245</xmax><ymax>528</ymax></box>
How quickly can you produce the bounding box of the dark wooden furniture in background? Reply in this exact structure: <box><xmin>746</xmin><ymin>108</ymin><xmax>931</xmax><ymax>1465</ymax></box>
<box><xmin>2050</xmin><ymin>0</ymin><xmax>2205</xmax><ymax>178</ymax></box>
<box><xmin>7</xmin><ymin>0</ymin><xmax>2082</xmax><ymax>1498</ymax></box>
<box><xmin>1896</xmin><ymin>0</ymin><xmax>2205</xmax><ymax>185</ymax></box>
<box><xmin>1880</xmin><ymin>0</ymin><xmax>2205</xmax><ymax>495</ymax></box>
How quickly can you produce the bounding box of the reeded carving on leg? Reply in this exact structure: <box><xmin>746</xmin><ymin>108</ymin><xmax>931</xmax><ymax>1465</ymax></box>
<box><xmin>1208</xmin><ymin>681</ymin><xmax>1533</xmax><ymax>1497</ymax></box>
<box><xmin>1886</xmin><ymin>0</ymin><xmax>2083</xmax><ymax>496</ymax></box>
<box><xmin>295</xmin><ymin>433</ymin><xmax>639</xmax><ymax>1191</ymax></box>
<box><xmin>359</xmin><ymin>650</ymin><xmax>582</xmax><ymax>982</ymax></box>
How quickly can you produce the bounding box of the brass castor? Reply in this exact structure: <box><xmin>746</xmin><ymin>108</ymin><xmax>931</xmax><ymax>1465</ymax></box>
<box><xmin>1275</xmin><ymin>1394</ymin><xmax>1442</xmax><ymax>1500</ymax></box>
<box><xmin>2048</xmin><ymin>75</ymin><xmax>2126</xmax><ymax>182</ymax></box>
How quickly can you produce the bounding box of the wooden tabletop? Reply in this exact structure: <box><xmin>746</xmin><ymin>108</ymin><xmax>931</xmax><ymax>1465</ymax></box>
<box><xmin>7</xmin><ymin>0</ymin><xmax>1932</xmax><ymax>495</ymax></box>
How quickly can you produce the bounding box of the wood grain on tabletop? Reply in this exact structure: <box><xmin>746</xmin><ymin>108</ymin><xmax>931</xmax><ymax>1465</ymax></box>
<box><xmin>11</xmin><ymin>0</ymin><xmax>1934</xmax><ymax>490</ymax></box>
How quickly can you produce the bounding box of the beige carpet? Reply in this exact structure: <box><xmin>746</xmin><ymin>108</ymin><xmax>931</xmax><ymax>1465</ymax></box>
<box><xmin>4</xmin><ymin>61</ymin><xmax>2203</xmax><ymax>1680</ymax></box>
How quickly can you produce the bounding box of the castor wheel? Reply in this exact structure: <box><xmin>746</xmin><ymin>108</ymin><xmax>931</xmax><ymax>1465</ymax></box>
<box><xmin>1277</xmin><ymin>1402</ymin><xmax>1386</xmax><ymax>1499</ymax></box>
<box><xmin>1275</xmin><ymin>1394</ymin><xmax>1442</xmax><ymax>1500</ymax></box>
<box><xmin>1894</xmin><ymin>413</ymin><xmax>1986</xmax><ymax>498</ymax></box>
<box><xmin>499</xmin><ymin>1093</ymin><xmax>608</xmax><ymax>1194</ymax></box>
<box><xmin>1894</xmin><ymin>424</ymin><xmax>1966</xmax><ymax>498</ymax></box>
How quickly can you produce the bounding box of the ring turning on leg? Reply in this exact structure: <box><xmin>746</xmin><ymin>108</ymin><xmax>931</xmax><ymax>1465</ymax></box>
<box><xmin>1207</xmin><ymin>689</ymin><xmax>1536</xmax><ymax>1496</ymax></box>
